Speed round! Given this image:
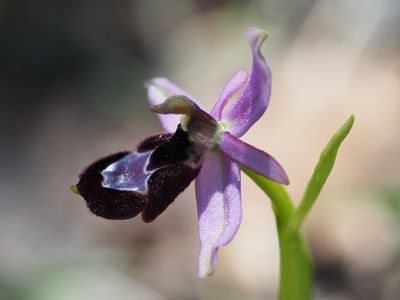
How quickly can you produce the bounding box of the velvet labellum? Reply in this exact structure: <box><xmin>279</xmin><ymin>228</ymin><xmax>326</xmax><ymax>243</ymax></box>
<box><xmin>73</xmin><ymin>125</ymin><xmax>202</xmax><ymax>222</ymax></box>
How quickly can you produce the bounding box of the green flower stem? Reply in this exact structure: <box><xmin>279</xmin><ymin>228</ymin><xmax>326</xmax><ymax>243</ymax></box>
<box><xmin>242</xmin><ymin>115</ymin><xmax>354</xmax><ymax>300</ymax></box>
<box><xmin>242</xmin><ymin>168</ymin><xmax>312</xmax><ymax>300</ymax></box>
<box><xmin>277</xmin><ymin>228</ymin><xmax>312</xmax><ymax>300</ymax></box>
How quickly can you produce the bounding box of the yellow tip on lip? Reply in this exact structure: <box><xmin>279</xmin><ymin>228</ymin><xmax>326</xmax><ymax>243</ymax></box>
<box><xmin>70</xmin><ymin>185</ymin><xmax>81</xmax><ymax>196</ymax></box>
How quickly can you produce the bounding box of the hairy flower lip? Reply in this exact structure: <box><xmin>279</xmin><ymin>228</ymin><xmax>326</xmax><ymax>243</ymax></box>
<box><xmin>74</xmin><ymin>126</ymin><xmax>202</xmax><ymax>222</ymax></box>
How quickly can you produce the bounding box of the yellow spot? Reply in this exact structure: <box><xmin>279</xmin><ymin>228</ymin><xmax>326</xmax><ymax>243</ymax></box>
<box><xmin>70</xmin><ymin>185</ymin><xmax>81</xmax><ymax>196</ymax></box>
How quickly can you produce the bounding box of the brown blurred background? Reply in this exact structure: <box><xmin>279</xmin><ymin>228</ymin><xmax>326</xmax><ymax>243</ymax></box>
<box><xmin>0</xmin><ymin>0</ymin><xmax>399</xmax><ymax>299</ymax></box>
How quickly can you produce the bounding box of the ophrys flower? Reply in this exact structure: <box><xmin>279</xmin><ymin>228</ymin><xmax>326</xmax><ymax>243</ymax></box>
<box><xmin>72</xmin><ymin>27</ymin><xmax>288</xmax><ymax>277</ymax></box>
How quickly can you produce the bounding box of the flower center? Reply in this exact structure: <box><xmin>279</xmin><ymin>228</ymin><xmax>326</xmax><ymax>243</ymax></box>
<box><xmin>151</xmin><ymin>95</ymin><xmax>221</xmax><ymax>155</ymax></box>
<box><xmin>213</xmin><ymin>121</ymin><xmax>229</xmax><ymax>148</ymax></box>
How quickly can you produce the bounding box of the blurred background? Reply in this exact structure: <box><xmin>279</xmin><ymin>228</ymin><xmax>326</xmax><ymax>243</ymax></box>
<box><xmin>0</xmin><ymin>0</ymin><xmax>399</xmax><ymax>299</ymax></box>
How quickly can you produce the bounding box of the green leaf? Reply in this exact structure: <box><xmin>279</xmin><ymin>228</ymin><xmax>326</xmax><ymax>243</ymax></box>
<box><xmin>290</xmin><ymin>115</ymin><xmax>355</xmax><ymax>230</ymax></box>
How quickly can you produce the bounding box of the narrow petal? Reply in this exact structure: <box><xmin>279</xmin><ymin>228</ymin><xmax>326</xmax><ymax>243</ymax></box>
<box><xmin>146</xmin><ymin>77</ymin><xmax>199</xmax><ymax>133</ymax></box>
<box><xmin>195</xmin><ymin>151</ymin><xmax>241</xmax><ymax>277</ymax></box>
<box><xmin>222</xmin><ymin>28</ymin><xmax>272</xmax><ymax>137</ymax></box>
<box><xmin>211</xmin><ymin>68</ymin><xmax>249</xmax><ymax>120</ymax></box>
<box><xmin>219</xmin><ymin>132</ymin><xmax>289</xmax><ymax>185</ymax></box>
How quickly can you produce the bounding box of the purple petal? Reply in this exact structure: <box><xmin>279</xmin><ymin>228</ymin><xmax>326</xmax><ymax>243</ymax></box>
<box><xmin>146</xmin><ymin>77</ymin><xmax>199</xmax><ymax>133</ymax></box>
<box><xmin>195</xmin><ymin>151</ymin><xmax>241</xmax><ymax>277</ymax></box>
<box><xmin>222</xmin><ymin>28</ymin><xmax>272</xmax><ymax>137</ymax></box>
<box><xmin>211</xmin><ymin>68</ymin><xmax>249</xmax><ymax>120</ymax></box>
<box><xmin>219</xmin><ymin>132</ymin><xmax>289</xmax><ymax>185</ymax></box>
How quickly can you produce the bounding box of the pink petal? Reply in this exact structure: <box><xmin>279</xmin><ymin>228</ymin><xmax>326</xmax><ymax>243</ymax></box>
<box><xmin>211</xmin><ymin>68</ymin><xmax>249</xmax><ymax>120</ymax></box>
<box><xmin>222</xmin><ymin>28</ymin><xmax>272</xmax><ymax>137</ymax></box>
<box><xmin>219</xmin><ymin>132</ymin><xmax>289</xmax><ymax>185</ymax></box>
<box><xmin>146</xmin><ymin>77</ymin><xmax>198</xmax><ymax>133</ymax></box>
<box><xmin>195</xmin><ymin>151</ymin><xmax>241</xmax><ymax>277</ymax></box>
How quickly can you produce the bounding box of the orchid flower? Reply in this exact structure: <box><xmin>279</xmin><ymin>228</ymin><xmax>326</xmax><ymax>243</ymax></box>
<box><xmin>72</xmin><ymin>28</ymin><xmax>288</xmax><ymax>277</ymax></box>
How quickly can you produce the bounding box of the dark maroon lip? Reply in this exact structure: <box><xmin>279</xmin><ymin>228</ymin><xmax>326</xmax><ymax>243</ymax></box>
<box><xmin>73</xmin><ymin>124</ymin><xmax>202</xmax><ymax>222</ymax></box>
